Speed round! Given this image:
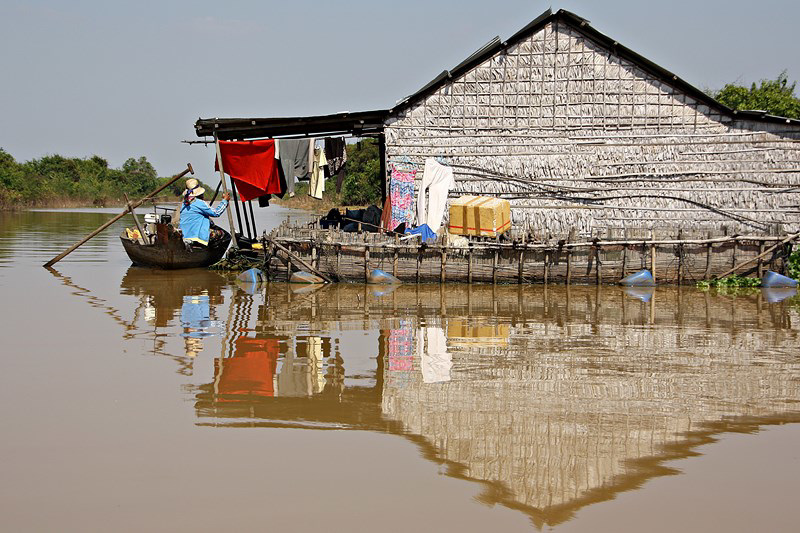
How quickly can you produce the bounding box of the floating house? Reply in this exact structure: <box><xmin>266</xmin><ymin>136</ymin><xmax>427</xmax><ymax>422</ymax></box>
<box><xmin>196</xmin><ymin>8</ymin><xmax>800</xmax><ymax>238</ymax></box>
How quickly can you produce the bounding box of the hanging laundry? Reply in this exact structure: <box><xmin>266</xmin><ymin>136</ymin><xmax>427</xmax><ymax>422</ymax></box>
<box><xmin>277</xmin><ymin>138</ymin><xmax>311</xmax><ymax>196</ymax></box>
<box><xmin>324</xmin><ymin>137</ymin><xmax>347</xmax><ymax>174</ymax></box>
<box><xmin>215</xmin><ymin>139</ymin><xmax>281</xmax><ymax>201</ymax></box>
<box><xmin>389</xmin><ymin>166</ymin><xmax>416</xmax><ymax>231</ymax></box>
<box><xmin>417</xmin><ymin>158</ymin><xmax>455</xmax><ymax>233</ymax></box>
<box><xmin>308</xmin><ymin>146</ymin><xmax>328</xmax><ymax>200</ymax></box>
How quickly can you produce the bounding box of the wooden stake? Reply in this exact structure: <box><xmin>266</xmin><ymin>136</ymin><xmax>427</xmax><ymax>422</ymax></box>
<box><xmin>757</xmin><ymin>242</ymin><xmax>765</xmax><ymax>278</ymax></box>
<box><xmin>677</xmin><ymin>229</ymin><xmax>684</xmax><ymax>285</ymax></box>
<box><xmin>493</xmin><ymin>249</ymin><xmax>499</xmax><ymax>285</ymax></box>
<box><xmin>621</xmin><ymin>244</ymin><xmax>628</xmax><ymax>277</ymax></box>
<box><xmin>595</xmin><ymin>245</ymin><xmax>602</xmax><ymax>284</ymax></box>
<box><xmin>214</xmin><ymin>133</ymin><xmax>239</xmax><ymax>250</ymax></box>
<box><xmin>43</xmin><ymin>163</ymin><xmax>194</xmax><ymax>267</ymax></box>
<box><xmin>468</xmin><ymin>246</ymin><xmax>473</xmax><ymax>284</ymax></box>
<box><xmin>544</xmin><ymin>251</ymin><xmax>550</xmax><ymax>285</ymax></box>
<box><xmin>650</xmin><ymin>231</ymin><xmax>656</xmax><ymax>283</ymax></box>
<box><xmin>440</xmin><ymin>249</ymin><xmax>447</xmax><ymax>283</ymax></box>
<box><xmin>364</xmin><ymin>245</ymin><xmax>370</xmax><ymax>282</ymax></box>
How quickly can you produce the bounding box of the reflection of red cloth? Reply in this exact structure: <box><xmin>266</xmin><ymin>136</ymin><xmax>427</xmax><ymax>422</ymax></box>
<box><xmin>216</xmin><ymin>338</ymin><xmax>280</xmax><ymax>397</ymax></box>
<box><xmin>215</xmin><ymin>140</ymin><xmax>280</xmax><ymax>201</ymax></box>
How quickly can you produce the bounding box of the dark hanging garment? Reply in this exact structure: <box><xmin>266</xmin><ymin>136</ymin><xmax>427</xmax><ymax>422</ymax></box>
<box><xmin>258</xmin><ymin>195</ymin><xmax>271</xmax><ymax>207</ymax></box>
<box><xmin>324</xmin><ymin>137</ymin><xmax>347</xmax><ymax>191</ymax></box>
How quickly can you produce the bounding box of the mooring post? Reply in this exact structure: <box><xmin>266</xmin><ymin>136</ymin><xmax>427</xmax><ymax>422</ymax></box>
<box><xmin>364</xmin><ymin>245</ymin><xmax>370</xmax><ymax>282</ymax></box>
<box><xmin>393</xmin><ymin>234</ymin><xmax>399</xmax><ymax>276</ymax></box>
<box><xmin>758</xmin><ymin>241</ymin><xmax>765</xmax><ymax>278</ymax></box>
<box><xmin>518</xmin><ymin>246</ymin><xmax>525</xmax><ymax>284</ymax></box>
<box><xmin>468</xmin><ymin>245</ymin><xmax>473</xmax><ymax>284</ymax></box>
<box><xmin>705</xmin><ymin>231</ymin><xmax>713</xmax><ymax>280</ymax></box>
<box><xmin>544</xmin><ymin>251</ymin><xmax>550</xmax><ymax>285</ymax></box>
<box><xmin>595</xmin><ymin>243</ymin><xmax>602</xmax><ymax>284</ymax></box>
<box><xmin>650</xmin><ymin>230</ymin><xmax>656</xmax><ymax>283</ymax></box>
<box><xmin>493</xmin><ymin>247</ymin><xmax>499</xmax><ymax>285</ymax></box>
<box><xmin>677</xmin><ymin>229</ymin><xmax>684</xmax><ymax>285</ymax></box>
<box><xmin>440</xmin><ymin>248</ymin><xmax>447</xmax><ymax>284</ymax></box>
<box><xmin>565</xmin><ymin>227</ymin><xmax>575</xmax><ymax>285</ymax></box>
<box><xmin>416</xmin><ymin>247</ymin><xmax>422</xmax><ymax>283</ymax></box>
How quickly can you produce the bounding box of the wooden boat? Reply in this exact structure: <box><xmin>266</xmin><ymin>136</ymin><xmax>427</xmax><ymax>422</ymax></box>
<box><xmin>120</xmin><ymin>223</ymin><xmax>231</xmax><ymax>269</ymax></box>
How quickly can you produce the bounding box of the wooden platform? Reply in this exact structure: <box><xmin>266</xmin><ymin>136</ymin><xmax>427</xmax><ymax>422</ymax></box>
<box><xmin>256</xmin><ymin>221</ymin><xmax>795</xmax><ymax>285</ymax></box>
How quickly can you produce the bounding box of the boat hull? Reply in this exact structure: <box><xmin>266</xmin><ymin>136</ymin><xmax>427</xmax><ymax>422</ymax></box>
<box><xmin>120</xmin><ymin>224</ymin><xmax>231</xmax><ymax>269</ymax></box>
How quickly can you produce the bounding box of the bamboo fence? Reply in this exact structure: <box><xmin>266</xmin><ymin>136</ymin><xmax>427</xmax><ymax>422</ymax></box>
<box><xmin>262</xmin><ymin>220</ymin><xmax>793</xmax><ymax>285</ymax></box>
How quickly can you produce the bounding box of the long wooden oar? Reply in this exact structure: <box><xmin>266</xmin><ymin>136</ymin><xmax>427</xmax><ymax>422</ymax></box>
<box><xmin>43</xmin><ymin>163</ymin><xmax>194</xmax><ymax>268</ymax></box>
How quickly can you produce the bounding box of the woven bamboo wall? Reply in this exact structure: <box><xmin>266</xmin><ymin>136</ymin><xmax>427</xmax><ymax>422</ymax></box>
<box><xmin>385</xmin><ymin>21</ymin><xmax>800</xmax><ymax>238</ymax></box>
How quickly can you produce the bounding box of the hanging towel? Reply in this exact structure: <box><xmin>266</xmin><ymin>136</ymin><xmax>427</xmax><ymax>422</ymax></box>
<box><xmin>277</xmin><ymin>138</ymin><xmax>311</xmax><ymax>195</ymax></box>
<box><xmin>417</xmin><ymin>158</ymin><xmax>455</xmax><ymax>234</ymax></box>
<box><xmin>389</xmin><ymin>166</ymin><xmax>416</xmax><ymax>230</ymax></box>
<box><xmin>215</xmin><ymin>139</ymin><xmax>281</xmax><ymax>201</ymax></box>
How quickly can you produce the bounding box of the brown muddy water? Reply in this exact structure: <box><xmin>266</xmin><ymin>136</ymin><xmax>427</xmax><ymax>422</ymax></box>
<box><xmin>1</xmin><ymin>208</ymin><xmax>800</xmax><ymax>532</ymax></box>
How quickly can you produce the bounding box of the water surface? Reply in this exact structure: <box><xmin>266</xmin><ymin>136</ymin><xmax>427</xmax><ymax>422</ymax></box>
<box><xmin>1</xmin><ymin>208</ymin><xmax>799</xmax><ymax>532</ymax></box>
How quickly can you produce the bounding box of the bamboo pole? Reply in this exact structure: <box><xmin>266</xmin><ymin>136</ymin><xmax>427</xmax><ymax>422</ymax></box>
<box><xmin>264</xmin><ymin>235</ymin><xmax>332</xmax><ymax>283</ymax></box>
<box><xmin>715</xmin><ymin>232</ymin><xmax>800</xmax><ymax>279</ymax></box>
<box><xmin>43</xmin><ymin>163</ymin><xmax>194</xmax><ymax>267</ymax></box>
<box><xmin>213</xmin><ymin>133</ymin><xmax>239</xmax><ymax>250</ymax></box>
<box><xmin>123</xmin><ymin>193</ymin><xmax>146</xmax><ymax>243</ymax></box>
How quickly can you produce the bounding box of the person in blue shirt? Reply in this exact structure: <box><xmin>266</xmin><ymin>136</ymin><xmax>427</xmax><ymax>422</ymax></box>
<box><xmin>179</xmin><ymin>178</ymin><xmax>230</xmax><ymax>246</ymax></box>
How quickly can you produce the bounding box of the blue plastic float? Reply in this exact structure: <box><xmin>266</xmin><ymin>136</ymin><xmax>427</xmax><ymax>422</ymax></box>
<box><xmin>237</xmin><ymin>268</ymin><xmax>266</xmax><ymax>284</ymax></box>
<box><xmin>761</xmin><ymin>270</ymin><xmax>798</xmax><ymax>288</ymax></box>
<box><xmin>367</xmin><ymin>269</ymin><xmax>402</xmax><ymax>284</ymax></box>
<box><xmin>620</xmin><ymin>269</ymin><xmax>655</xmax><ymax>287</ymax></box>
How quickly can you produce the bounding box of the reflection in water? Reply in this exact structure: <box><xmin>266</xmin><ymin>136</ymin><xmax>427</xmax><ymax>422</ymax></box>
<box><xmin>183</xmin><ymin>284</ymin><xmax>800</xmax><ymax>527</ymax></box>
<box><xmin>118</xmin><ymin>267</ymin><xmax>228</xmax><ymax>373</ymax></box>
<box><xmin>48</xmin><ymin>254</ymin><xmax>800</xmax><ymax>529</ymax></box>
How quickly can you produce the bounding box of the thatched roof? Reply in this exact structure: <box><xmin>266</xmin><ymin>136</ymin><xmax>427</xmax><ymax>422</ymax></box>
<box><xmin>194</xmin><ymin>8</ymin><xmax>800</xmax><ymax>140</ymax></box>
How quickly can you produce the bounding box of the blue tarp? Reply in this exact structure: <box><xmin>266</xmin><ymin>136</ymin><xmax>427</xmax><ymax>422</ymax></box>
<box><xmin>405</xmin><ymin>224</ymin><xmax>436</xmax><ymax>243</ymax></box>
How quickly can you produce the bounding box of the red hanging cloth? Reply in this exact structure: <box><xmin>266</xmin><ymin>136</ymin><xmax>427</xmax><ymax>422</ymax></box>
<box><xmin>214</xmin><ymin>139</ymin><xmax>280</xmax><ymax>201</ymax></box>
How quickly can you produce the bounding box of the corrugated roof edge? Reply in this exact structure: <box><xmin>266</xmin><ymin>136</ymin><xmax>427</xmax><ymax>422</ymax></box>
<box><xmin>388</xmin><ymin>8</ymin><xmax>800</xmax><ymax>127</ymax></box>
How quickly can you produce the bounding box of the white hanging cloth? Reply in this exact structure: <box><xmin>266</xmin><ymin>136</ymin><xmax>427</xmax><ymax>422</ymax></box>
<box><xmin>416</xmin><ymin>158</ymin><xmax>455</xmax><ymax>233</ymax></box>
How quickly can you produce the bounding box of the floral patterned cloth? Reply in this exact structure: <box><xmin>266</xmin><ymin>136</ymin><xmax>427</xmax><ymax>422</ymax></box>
<box><xmin>389</xmin><ymin>167</ymin><xmax>416</xmax><ymax>231</ymax></box>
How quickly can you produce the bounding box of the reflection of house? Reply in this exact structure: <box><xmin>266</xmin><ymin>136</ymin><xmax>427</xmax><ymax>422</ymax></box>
<box><xmin>380</xmin><ymin>288</ymin><xmax>800</xmax><ymax>526</ymax></box>
<box><xmin>194</xmin><ymin>284</ymin><xmax>800</xmax><ymax>527</ymax></box>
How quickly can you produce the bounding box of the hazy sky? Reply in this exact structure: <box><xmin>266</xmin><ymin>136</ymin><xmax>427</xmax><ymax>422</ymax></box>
<box><xmin>1</xmin><ymin>0</ymin><xmax>798</xmax><ymax>177</ymax></box>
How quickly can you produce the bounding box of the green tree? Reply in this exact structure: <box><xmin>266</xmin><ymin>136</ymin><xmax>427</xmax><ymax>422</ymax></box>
<box><xmin>341</xmin><ymin>139</ymin><xmax>382</xmax><ymax>205</ymax></box>
<box><xmin>0</xmin><ymin>150</ymin><xmax>163</xmax><ymax>208</ymax></box>
<box><xmin>713</xmin><ymin>71</ymin><xmax>800</xmax><ymax>119</ymax></box>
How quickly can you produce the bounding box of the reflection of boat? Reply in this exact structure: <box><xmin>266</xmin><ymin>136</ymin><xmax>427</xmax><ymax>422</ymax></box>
<box><xmin>120</xmin><ymin>266</ymin><xmax>228</xmax><ymax>327</ymax></box>
<box><xmin>120</xmin><ymin>223</ymin><xmax>230</xmax><ymax>269</ymax></box>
